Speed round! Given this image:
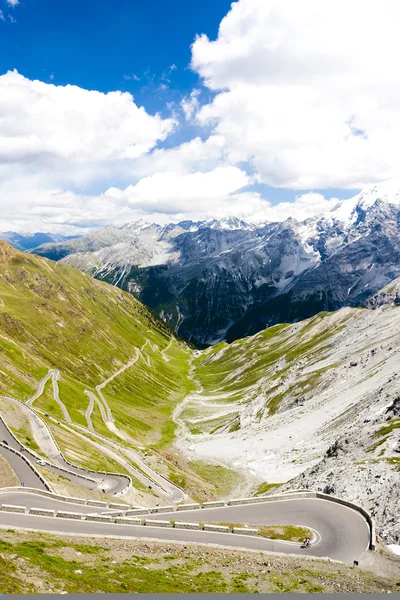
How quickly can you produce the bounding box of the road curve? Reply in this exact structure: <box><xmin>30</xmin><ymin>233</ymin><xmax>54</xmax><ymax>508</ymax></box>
<box><xmin>0</xmin><ymin>446</ymin><xmax>48</xmax><ymax>490</ymax></box>
<box><xmin>0</xmin><ymin>410</ymin><xmax>128</xmax><ymax>495</ymax></box>
<box><xmin>0</xmin><ymin>492</ymin><xmax>371</xmax><ymax>564</ymax></box>
<box><xmin>26</xmin><ymin>371</ymin><xmax>54</xmax><ymax>407</ymax></box>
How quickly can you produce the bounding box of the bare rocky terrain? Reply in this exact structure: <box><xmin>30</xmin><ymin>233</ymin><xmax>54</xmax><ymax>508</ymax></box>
<box><xmin>175</xmin><ymin>302</ymin><xmax>400</xmax><ymax>547</ymax></box>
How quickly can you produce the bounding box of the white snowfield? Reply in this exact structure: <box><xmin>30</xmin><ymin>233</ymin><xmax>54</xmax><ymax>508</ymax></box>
<box><xmin>174</xmin><ymin>305</ymin><xmax>400</xmax><ymax>484</ymax></box>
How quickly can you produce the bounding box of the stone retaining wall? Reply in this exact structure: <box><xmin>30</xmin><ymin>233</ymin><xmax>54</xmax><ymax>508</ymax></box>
<box><xmin>233</xmin><ymin>527</ymin><xmax>259</xmax><ymax>536</ymax></box>
<box><xmin>174</xmin><ymin>521</ymin><xmax>200</xmax><ymax>530</ymax></box>
<box><xmin>145</xmin><ymin>519</ymin><xmax>171</xmax><ymax>528</ymax></box>
<box><xmin>203</xmin><ymin>524</ymin><xmax>230</xmax><ymax>533</ymax></box>
<box><xmin>56</xmin><ymin>511</ymin><xmax>83</xmax><ymax>520</ymax></box>
<box><xmin>0</xmin><ymin>486</ymin><xmax>130</xmax><ymax>509</ymax></box>
<box><xmin>86</xmin><ymin>515</ymin><xmax>113</xmax><ymax>522</ymax></box>
<box><xmin>176</xmin><ymin>503</ymin><xmax>201</xmax><ymax>511</ymax></box>
<box><xmin>0</xmin><ymin>504</ymin><xmax>25</xmax><ymax>513</ymax></box>
<box><xmin>29</xmin><ymin>508</ymin><xmax>56</xmax><ymax>517</ymax></box>
<box><xmin>109</xmin><ymin>502</ymin><xmax>130</xmax><ymax>510</ymax></box>
<box><xmin>115</xmin><ymin>517</ymin><xmax>142</xmax><ymax>525</ymax></box>
<box><xmin>147</xmin><ymin>505</ymin><xmax>175</xmax><ymax>514</ymax></box>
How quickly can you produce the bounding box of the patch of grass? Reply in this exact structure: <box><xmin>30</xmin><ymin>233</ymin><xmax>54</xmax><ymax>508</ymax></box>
<box><xmin>0</xmin><ymin>538</ymin><xmax>228</xmax><ymax>594</ymax></box>
<box><xmin>258</xmin><ymin>525</ymin><xmax>312</xmax><ymax>542</ymax></box>
<box><xmin>255</xmin><ymin>482</ymin><xmax>282</xmax><ymax>496</ymax></box>
<box><xmin>269</xmin><ymin>572</ymin><xmax>325</xmax><ymax>593</ymax></box>
<box><xmin>387</xmin><ymin>457</ymin><xmax>400</xmax><ymax>469</ymax></box>
<box><xmin>0</xmin><ymin>554</ymin><xmax>33</xmax><ymax>593</ymax></box>
<box><xmin>189</xmin><ymin>460</ymin><xmax>241</xmax><ymax>497</ymax></box>
<box><xmin>0</xmin><ymin>454</ymin><xmax>19</xmax><ymax>488</ymax></box>
<box><xmin>374</xmin><ymin>418</ymin><xmax>400</xmax><ymax>438</ymax></box>
<box><xmin>207</xmin><ymin>522</ymin><xmax>312</xmax><ymax>543</ymax></box>
<box><xmin>368</xmin><ymin>435</ymin><xmax>390</xmax><ymax>453</ymax></box>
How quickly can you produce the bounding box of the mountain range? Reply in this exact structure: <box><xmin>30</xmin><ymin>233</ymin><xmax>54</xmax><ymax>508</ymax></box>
<box><xmin>31</xmin><ymin>178</ymin><xmax>400</xmax><ymax>346</ymax></box>
<box><xmin>0</xmin><ymin>231</ymin><xmax>76</xmax><ymax>251</ymax></box>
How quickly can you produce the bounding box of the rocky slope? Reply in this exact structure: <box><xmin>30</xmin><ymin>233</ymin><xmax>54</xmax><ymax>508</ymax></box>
<box><xmin>31</xmin><ymin>178</ymin><xmax>400</xmax><ymax>346</ymax></box>
<box><xmin>181</xmin><ymin>303</ymin><xmax>400</xmax><ymax>544</ymax></box>
<box><xmin>283</xmin><ymin>395</ymin><xmax>400</xmax><ymax>546</ymax></box>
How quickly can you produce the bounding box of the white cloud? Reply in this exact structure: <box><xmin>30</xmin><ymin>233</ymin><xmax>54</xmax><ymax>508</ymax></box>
<box><xmin>191</xmin><ymin>0</ymin><xmax>400</xmax><ymax>189</ymax></box>
<box><xmin>0</xmin><ymin>10</ymin><xmax>5</xmax><ymax>20</ymax></box>
<box><xmin>6</xmin><ymin>0</ymin><xmax>19</xmax><ymax>6</ymax></box>
<box><xmin>3</xmin><ymin>0</ymin><xmax>400</xmax><ymax>234</ymax></box>
<box><xmin>181</xmin><ymin>89</ymin><xmax>200</xmax><ymax>121</ymax></box>
<box><xmin>0</xmin><ymin>70</ymin><xmax>175</xmax><ymax>165</ymax></box>
<box><xmin>104</xmin><ymin>166</ymin><xmax>251</xmax><ymax>214</ymax></box>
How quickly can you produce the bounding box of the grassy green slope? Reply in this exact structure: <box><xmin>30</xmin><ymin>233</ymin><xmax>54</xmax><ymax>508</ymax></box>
<box><xmin>0</xmin><ymin>241</ymin><xmax>191</xmax><ymax>446</ymax></box>
<box><xmin>186</xmin><ymin>310</ymin><xmax>350</xmax><ymax>435</ymax></box>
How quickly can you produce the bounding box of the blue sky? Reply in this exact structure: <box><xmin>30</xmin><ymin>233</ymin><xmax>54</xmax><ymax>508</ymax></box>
<box><xmin>0</xmin><ymin>0</ymin><xmax>230</xmax><ymax>112</ymax></box>
<box><xmin>2</xmin><ymin>0</ymin><xmax>396</xmax><ymax>234</ymax></box>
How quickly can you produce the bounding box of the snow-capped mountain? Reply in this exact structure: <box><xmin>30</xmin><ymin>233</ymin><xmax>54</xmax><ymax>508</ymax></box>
<box><xmin>32</xmin><ymin>179</ymin><xmax>400</xmax><ymax>346</ymax></box>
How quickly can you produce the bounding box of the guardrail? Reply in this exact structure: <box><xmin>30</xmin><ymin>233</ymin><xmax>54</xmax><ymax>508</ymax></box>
<box><xmin>0</xmin><ymin>503</ymin><xmax>262</xmax><ymax>537</ymax></box>
<box><xmin>0</xmin><ymin>399</ymin><xmax>131</xmax><ymax>497</ymax></box>
<box><xmin>0</xmin><ymin>486</ymin><xmax>134</xmax><ymax>509</ymax></box>
<box><xmin>0</xmin><ymin>441</ymin><xmax>52</xmax><ymax>492</ymax></box>
<box><xmin>103</xmin><ymin>489</ymin><xmax>376</xmax><ymax>551</ymax></box>
<box><xmin>2</xmin><ymin>392</ymin><xmax>186</xmax><ymax>501</ymax></box>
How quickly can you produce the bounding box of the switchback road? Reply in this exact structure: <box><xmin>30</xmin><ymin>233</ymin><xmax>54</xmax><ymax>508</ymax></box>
<box><xmin>0</xmin><ymin>490</ymin><xmax>371</xmax><ymax>564</ymax></box>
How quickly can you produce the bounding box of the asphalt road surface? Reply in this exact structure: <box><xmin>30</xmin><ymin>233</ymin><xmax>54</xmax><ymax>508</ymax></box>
<box><xmin>0</xmin><ymin>418</ymin><xmax>127</xmax><ymax>495</ymax></box>
<box><xmin>0</xmin><ymin>446</ymin><xmax>48</xmax><ymax>490</ymax></box>
<box><xmin>0</xmin><ymin>490</ymin><xmax>371</xmax><ymax>564</ymax></box>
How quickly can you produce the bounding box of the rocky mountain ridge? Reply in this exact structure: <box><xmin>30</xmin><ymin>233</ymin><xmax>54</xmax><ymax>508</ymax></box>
<box><xmin>31</xmin><ymin>178</ymin><xmax>400</xmax><ymax>346</ymax></box>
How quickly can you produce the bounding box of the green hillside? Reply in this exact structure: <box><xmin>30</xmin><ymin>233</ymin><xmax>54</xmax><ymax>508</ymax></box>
<box><xmin>0</xmin><ymin>241</ymin><xmax>192</xmax><ymax>447</ymax></box>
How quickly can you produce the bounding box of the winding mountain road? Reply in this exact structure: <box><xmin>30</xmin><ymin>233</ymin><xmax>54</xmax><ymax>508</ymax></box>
<box><xmin>0</xmin><ymin>353</ymin><xmax>373</xmax><ymax>565</ymax></box>
<box><xmin>0</xmin><ymin>490</ymin><xmax>371</xmax><ymax>565</ymax></box>
<box><xmin>0</xmin><ymin>405</ymin><xmax>128</xmax><ymax>495</ymax></box>
<box><xmin>3</xmin><ymin>359</ymin><xmax>187</xmax><ymax>502</ymax></box>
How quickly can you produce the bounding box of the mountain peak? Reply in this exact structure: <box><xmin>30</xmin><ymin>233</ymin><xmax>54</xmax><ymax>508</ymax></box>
<box><xmin>206</xmin><ymin>216</ymin><xmax>253</xmax><ymax>230</ymax></box>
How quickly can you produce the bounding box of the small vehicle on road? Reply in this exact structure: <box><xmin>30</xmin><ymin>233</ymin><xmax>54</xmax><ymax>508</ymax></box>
<box><xmin>301</xmin><ymin>538</ymin><xmax>311</xmax><ymax>549</ymax></box>
<box><xmin>2</xmin><ymin>439</ymin><xmax>9</xmax><ymax>445</ymax></box>
<box><xmin>36</xmin><ymin>459</ymin><xmax>46</xmax><ymax>466</ymax></box>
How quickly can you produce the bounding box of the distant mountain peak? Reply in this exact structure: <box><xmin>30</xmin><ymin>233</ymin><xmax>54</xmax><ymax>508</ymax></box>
<box><xmin>29</xmin><ymin>176</ymin><xmax>400</xmax><ymax>346</ymax></box>
<box><xmin>206</xmin><ymin>216</ymin><xmax>254</xmax><ymax>230</ymax></box>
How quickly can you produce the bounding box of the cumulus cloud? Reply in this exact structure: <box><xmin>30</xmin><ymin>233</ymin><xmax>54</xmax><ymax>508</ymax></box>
<box><xmin>3</xmin><ymin>0</ymin><xmax>400</xmax><ymax>234</ymax></box>
<box><xmin>191</xmin><ymin>0</ymin><xmax>400</xmax><ymax>189</ymax></box>
<box><xmin>6</xmin><ymin>0</ymin><xmax>19</xmax><ymax>6</ymax></box>
<box><xmin>103</xmin><ymin>166</ymin><xmax>251</xmax><ymax>214</ymax></box>
<box><xmin>0</xmin><ymin>165</ymin><xmax>340</xmax><ymax>234</ymax></box>
<box><xmin>0</xmin><ymin>70</ymin><xmax>175</xmax><ymax>165</ymax></box>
